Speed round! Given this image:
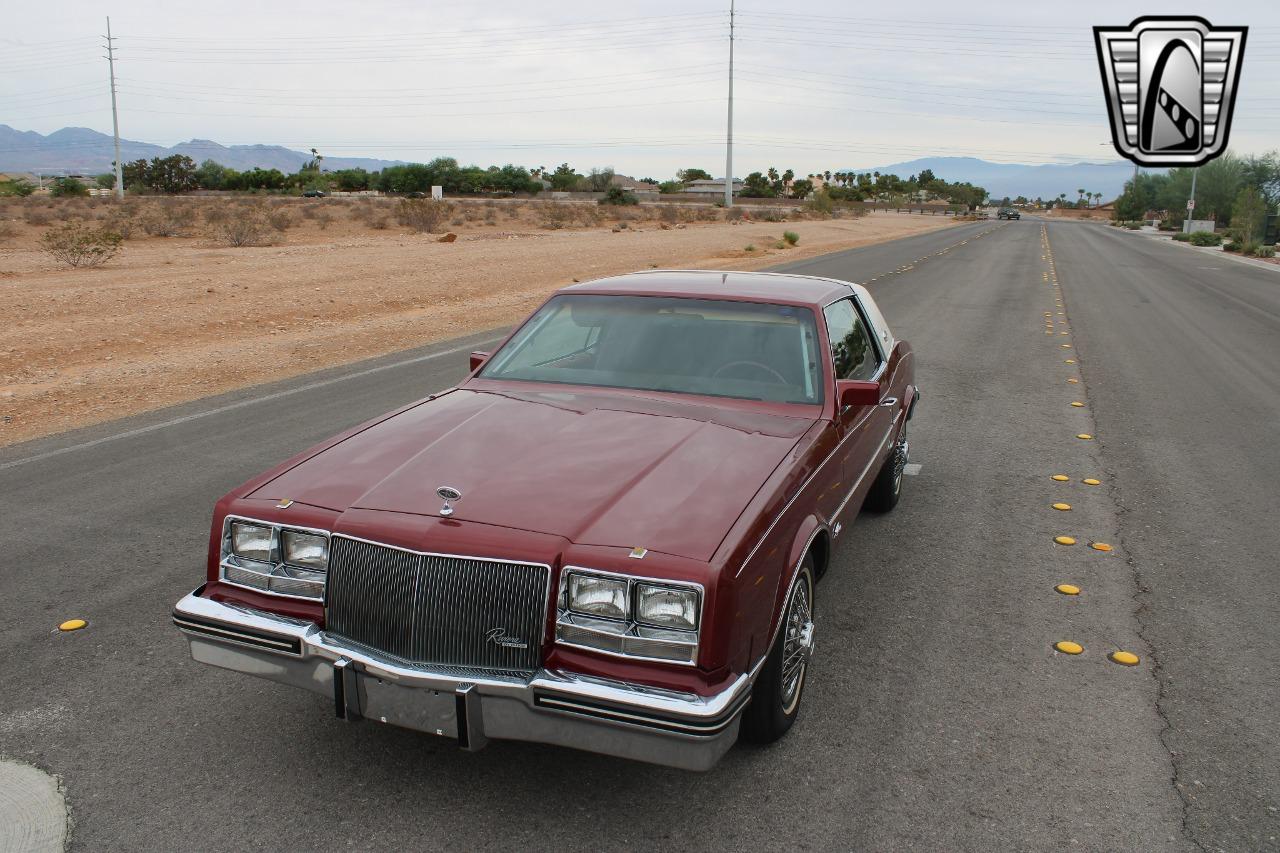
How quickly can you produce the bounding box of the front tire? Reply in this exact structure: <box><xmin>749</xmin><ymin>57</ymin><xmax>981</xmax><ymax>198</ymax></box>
<box><xmin>740</xmin><ymin>556</ymin><xmax>816</xmax><ymax>744</ymax></box>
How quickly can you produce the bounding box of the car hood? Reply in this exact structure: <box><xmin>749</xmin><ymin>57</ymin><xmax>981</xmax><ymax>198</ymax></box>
<box><xmin>248</xmin><ymin>387</ymin><xmax>812</xmax><ymax>562</ymax></box>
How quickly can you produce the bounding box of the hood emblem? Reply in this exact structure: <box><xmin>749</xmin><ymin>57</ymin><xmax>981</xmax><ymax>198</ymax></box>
<box><xmin>436</xmin><ymin>486</ymin><xmax>462</xmax><ymax>517</ymax></box>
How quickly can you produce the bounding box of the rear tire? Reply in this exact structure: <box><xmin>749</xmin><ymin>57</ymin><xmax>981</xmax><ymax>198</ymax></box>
<box><xmin>864</xmin><ymin>423</ymin><xmax>908</xmax><ymax>514</ymax></box>
<box><xmin>740</xmin><ymin>556</ymin><xmax>816</xmax><ymax>744</ymax></box>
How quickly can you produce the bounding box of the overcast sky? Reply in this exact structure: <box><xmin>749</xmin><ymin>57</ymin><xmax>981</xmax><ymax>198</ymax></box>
<box><xmin>3</xmin><ymin>1</ymin><xmax>1277</xmax><ymax>177</ymax></box>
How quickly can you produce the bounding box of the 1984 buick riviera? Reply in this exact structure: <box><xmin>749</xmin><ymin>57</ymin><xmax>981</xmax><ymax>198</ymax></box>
<box><xmin>173</xmin><ymin>270</ymin><xmax>917</xmax><ymax>770</ymax></box>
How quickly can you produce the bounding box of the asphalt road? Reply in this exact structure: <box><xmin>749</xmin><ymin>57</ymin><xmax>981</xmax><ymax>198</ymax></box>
<box><xmin>1</xmin><ymin>218</ymin><xmax>1276</xmax><ymax>851</ymax></box>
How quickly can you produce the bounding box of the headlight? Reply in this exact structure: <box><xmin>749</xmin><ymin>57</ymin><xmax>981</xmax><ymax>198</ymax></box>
<box><xmin>635</xmin><ymin>583</ymin><xmax>699</xmax><ymax>631</ymax></box>
<box><xmin>231</xmin><ymin>522</ymin><xmax>272</xmax><ymax>561</ymax></box>
<box><xmin>281</xmin><ymin>529</ymin><xmax>328</xmax><ymax>571</ymax></box>
<box><xmin>566</xmin><ymin>573</ymin><xmax>628</xmax><ymax>619</ymax></box>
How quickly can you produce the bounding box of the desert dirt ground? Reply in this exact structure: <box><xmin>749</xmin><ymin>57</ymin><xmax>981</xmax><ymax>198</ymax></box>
<box><xmin>0</xmin><ymin>197</ymin><xmax>959</xmax><ymax>446</ymax></box>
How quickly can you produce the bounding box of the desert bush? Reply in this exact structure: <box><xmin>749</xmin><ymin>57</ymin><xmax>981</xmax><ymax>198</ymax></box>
<box><xmin>598</xmin><ymin>187</ymin><xmax>638</xmax><ymax>206</ymax></box>
<box><xmin>744</xmin><ymin>244</ymin><xmax>756</xmax><ymax>252</ymax></box>
<box><xmin>724</xmin><ymin>206</ymin><xmax>745</xmax><ymax>221</ymax></box>
<box><xmin>783</xmin><ymin>230</ymin><xmax>799</xmax><ymax>246</ymax></box>
<box><xmin>450</xmin><ymin>217</ymin><xmax>465</xmax><ymax>227</ymax></box>
<box><xmin>299</xmin><ymin>205</ymin><xmax>319</xmax><ymax>220</ymax></box>
<box><xmin>369</xmin><ymin>215</ymin><xmax>390</xmax><ymax>230</ymax></box>
<box><xmin>0</xmin><ymin>220</ymin><xmax>17</xmax><ymax>243</ymax></box>
<box><xmin>313</xmin><ymin>210</ymin><xmax>334</xmax><ymax>230</ymax></box>
<box><xmin>538</xmin><ymin>201</ymin><xmax>573</xmax><ymax>230</ymax></box>
<box><xmin>101</xmin><ymin>211</ymin><xmax>137</xmax><ymax>239</ymax></box>
<box><xmin>1251</xmin><ymin>245</ymin><xmax>1275</xmax><ymax>258</ymax></box>
<box><xmin>1188</xmin><ymin>230</ymin><xmax>1222</xmax><ymax>246</ymax></box>
<box><xmin>211</xmin><ymin>206</ymin><xmax>275</xmax><ymax>247</ymax></box>
<box><xmin>40</xmin><ymin>223</ymin><xmax>123</xmax><ymax>267</ymax></box>
<box><xmin>142</xmin><ymin>201</ymin><xmax>197</xmax><ymax>236</ymax></box>
<box><xmin>1125</xmin><ymin>222</ymin><xmax>1140</xmax><ymax>230</ymax></box>
<box><xmin>397</xmin><ymin>198</ymin><xmax>452</xmax><ymax>232</ymax></box>
<box><xmin>264</xmin><ymin>205</ymin><xmax>293</xmax><ymax>232</ymax></box>
<box><xmin>659</xmin><ymin>205</ymin><xmax>680</xmax><ymax>224</ymax></box>
<box><xmin>1157</xmin><ymin>219</ymin><xmax>1180</xmax><ymax>231</ymax></box>
<box><xmin>24</xmin><ymin>208</ymin><xmax>52</xmax><ymax>226</ymax></box>
<box><xmin>756</xmin><ymin>208</ymin><xmax>786</xmax><ymax>222</ymax></box>
<box><xmin>1172</xmin><ymin>232</ymin><xmax>1191</xmax><ymax>242</ymax></box>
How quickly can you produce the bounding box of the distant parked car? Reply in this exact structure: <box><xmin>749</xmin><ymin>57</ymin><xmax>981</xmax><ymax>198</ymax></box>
<box><xmin>302</xmin><ymin>189</ymin><xmax>326</xmax><ymax>198</ymax></box>
<box><xmin>405</xmin><ymin>191</ymin><xmax>427</xmax><ymax>198</ymax></box>
<box><xmin>997</xmin><ymin>207</ymin><xmax>1020</xmax><ymax>220</ymax></box>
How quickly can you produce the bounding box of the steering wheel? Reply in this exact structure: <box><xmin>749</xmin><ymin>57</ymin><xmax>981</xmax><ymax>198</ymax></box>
<box><xmin>712</xmin><ymin>360</ymin><xmax>789</xmax><ymax>385</ymax></box>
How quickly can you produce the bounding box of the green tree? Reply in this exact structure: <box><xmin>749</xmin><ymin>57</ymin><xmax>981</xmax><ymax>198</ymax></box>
<box><xmin>195</xmin><ymin>159</ymin><xmax>228</xmax><ymax>190</ymax></box>
<box><xmin>0</xmin><ymin>177</ymin><xmax>35</xmax><ymax>197</ymax></box>
<box><xmin>548</xmin><ymin>163</ymin><xmax>582</xmax><ymax>192</ymax></box>
<box><xmin>740</xmin><ymin>172</ymin><xmax>775</xmax><ymax>198</ymax></box>
<box><xmin>50</xmin><ymin>177</ymin><xmax>89</xmax><ymax>197</ymax></box>
<box><xmin>94</xmin><ymin>173</ymin><xmax>116</xmax><ymax>189</ymax></box>
<box><xmin>1195</xmin><ymin>153</ymin><xmax>1244</xmax><ymax>224</ymax></box>
<box><xmin>790</xmin><ymin>178</ymin><xmax>814</xmax><ymax>199</ymax></box>
<box><xmin>658</xmin><ymin>180</ymin><xmax>684</xmax><ymax>194</ymax></box>
<box><xmin>677</xmin><ymin>168</ymin><xmax>712</xmax><ymax>183</ymax></box>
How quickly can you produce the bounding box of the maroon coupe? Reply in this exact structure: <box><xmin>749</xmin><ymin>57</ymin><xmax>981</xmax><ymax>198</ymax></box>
<box><xmin>173</xmin><ymin>269</ymin><xmax>918</xmax><ymax>770</ymax></box>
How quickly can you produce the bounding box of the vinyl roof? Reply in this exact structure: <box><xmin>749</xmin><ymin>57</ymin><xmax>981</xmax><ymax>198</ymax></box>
<box><xmin>562</xmin><ymin>270</ymin><xmax>855</xmax><ymax>306</ymax></box>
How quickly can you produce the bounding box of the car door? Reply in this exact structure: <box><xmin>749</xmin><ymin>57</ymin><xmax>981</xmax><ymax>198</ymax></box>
<box><xmin>822</xmin><ymin>296</ymin><xmax>893</xmax><ymax>528</ymax></box>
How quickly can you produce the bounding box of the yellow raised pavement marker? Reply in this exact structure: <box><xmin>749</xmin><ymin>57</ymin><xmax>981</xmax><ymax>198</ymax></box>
<box><xmin>1052</xmin><ymin>502</ymin><xmax>1072</xmax><ymax>511</ymax></box>
<box><xmin>1054</xmin><ymin>535</ymin><xmax>1076</xmax><ymax>546</ymax></box>
<box><xmin>1076</xmin><ymin>433</ymin><xmax>1093</xmax><ymax>440</ymax></box>
<box><xmin>1054</xmin><ymin>641</ymin><xmax>1084</xmax><ymax>655</ymax></box>
<box><xmin>1051</xmin><ymin>474</ymin><xmax>1070</xmax><ymax>482</ymax></box>
<box><xmin>59</xmin><ymin>619</ymin><xmax>87</xmax><ymax>632</ymax></box>
<box><xmin>1109</xmin><ymin>651</ymin><xmax>1140</xmax><ymax>666</ymax></box>
<box><xmin>1090</xmin><ymin>542</ymin><xmax>1113</xmax><ymax>552</ymax></box>
<box><xmin>1067</xmin><ymin>378</ymin><xmax>1079</xmax><ymax>384</ymax></box>
<box><xmin>1082</xmin><ymin>478</ymin><xmax>1101</xmax><ymax>485</ymax></box>
<box><xmin>1070</xmin><ymin>401</ymin><xmax>1085</xmax><ymax>407</ymax></box>
<box><xmin>1061</xmin><ymin>344</ymin><xmax>1072</xmax><ymax>349</ymax></box>
<box><xmin>1065</xmin><ymin>359</ymin><xmax>1076</xmax><ymax>364</ymax></box>
<box><xmin>1055</xmin><ymin>584</ymin><xmax>1080</xmax><ymax>595</ymax></box>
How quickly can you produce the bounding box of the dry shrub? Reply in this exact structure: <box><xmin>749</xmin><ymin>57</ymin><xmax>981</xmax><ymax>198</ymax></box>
<box><xmin>313</xmin><ymin>210</ymin><xmax>334</xmax><ymax>230</ymax></box>
<box><xmin>299</xmin><ymin>204</ymin><xmax>319</xmax><ymax>220</ymax></box>
<box><xmin>369</xmin><ymin>215</ymin><xmax>390</xmax><ymax>230</ymax></box>
<box><xmin>659</xmin><ymin>205</ymin><xmax>680</xmax><ymax>224</ymax></box>
<box><xmin>397</xmin><ymin>198</ymin><xmax>452</xmax><ymax>232</ymax></box>
<box><xmin>451</xmin><ymin>217</ymin><xmax>465</xmax><ymax>227</ymax></box>
<box><xmin>141</xmin><ymin>200</ymin><xmax>197</xmax><ymax>236</ymax></box>
<box><xmin>101</xmin><ymin>210</ymin><xmax>138</xmax><ymax>239</ymax></box>
<box><xmin>40</xmin><ymin>222</ymin><xmax>123</xmax><ymax>267</ymax></box>
<box><xmin>265</xmin><ymin>205</ymin><xmax>292</xmax><ymax>232</ymax></box>
<box><xmin>210</xmin><ymin>204</ymin><xmax>276</xmax><ymax>247</ymax></box>
<box><xmin>724</xmin><ymin>206</ymin><xmax>746</xmax><ymax>221</ymax></box>
<box><xmin>24</xmin><ymin>208</ymin><xmax>52</xmax><ymax>226</ymax></box>
<box><xmin>0</xmin><ymin>220</ymin><xmax>17</xmax><ymax>243</ymax></box>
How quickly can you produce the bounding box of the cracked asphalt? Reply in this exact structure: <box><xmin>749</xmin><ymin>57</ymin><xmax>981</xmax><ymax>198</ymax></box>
<box><xmin>0</xmin><ymin>218</ymin><xmax>1276</xmax><ymax>850</ymax></box>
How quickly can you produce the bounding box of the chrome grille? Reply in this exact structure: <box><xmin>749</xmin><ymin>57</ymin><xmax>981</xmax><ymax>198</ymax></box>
<box><xmin>324</xmin><ymin>536</ymin><xmax>549</xmax><ymax>673</ymax></box>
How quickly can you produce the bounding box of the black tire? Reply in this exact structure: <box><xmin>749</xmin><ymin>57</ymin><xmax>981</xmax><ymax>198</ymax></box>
<box><xmin>740</xmin><ymin>556</ymin><xmax>816</xmax><ymax>744</ymax></box>
<box><xmin>864</xmin><ymin>423</ymin><xmax>908</xmax><ymax>514</ymax></box>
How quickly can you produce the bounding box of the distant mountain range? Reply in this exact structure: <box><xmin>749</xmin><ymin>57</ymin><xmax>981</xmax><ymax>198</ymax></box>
<box><xmin>849</xmin><ymin>157</ymin><xmax>1137</xmax><ymax>203</ymax></box>
<box><xmin>0</xmin><ymin>125</ymin><xmax>405</xmax><ymax>174</ymax></box>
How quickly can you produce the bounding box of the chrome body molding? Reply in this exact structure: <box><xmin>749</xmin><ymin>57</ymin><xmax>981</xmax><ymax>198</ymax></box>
<box><xmin>173</xmin><ymin>589</ymin><xmax>748</xmax><ymax>771</ymax></box>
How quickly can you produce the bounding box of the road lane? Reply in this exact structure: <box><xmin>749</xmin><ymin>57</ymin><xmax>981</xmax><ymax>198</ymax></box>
<box><xmin>1044</xmin><ymin>221</ymin><xmax>1280</xmax><ymax>852</ymax></box>
<box><xmin>2</xmin><ymin>217</ymin><xmax>1259</xmax><ymax>850</ymax></box>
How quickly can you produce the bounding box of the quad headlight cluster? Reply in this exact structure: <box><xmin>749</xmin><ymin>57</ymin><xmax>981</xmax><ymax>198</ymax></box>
<box><xmin>556</xmin><ymin>568</ymin><xmax>702</xmax><ymax>665</ymax></box>
<box><xmin>220</xmin><ymin>516</ymin><xmax>330</xmax><ymax>601</ymax></box>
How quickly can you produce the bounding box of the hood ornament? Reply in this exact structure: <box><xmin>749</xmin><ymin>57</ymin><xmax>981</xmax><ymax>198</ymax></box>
<box><xmin>436</xmin><ymin>486</ymin><xmax>462</xmax><ymax>517</ymax></box>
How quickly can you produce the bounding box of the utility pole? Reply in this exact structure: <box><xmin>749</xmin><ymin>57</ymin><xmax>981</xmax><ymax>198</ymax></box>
<box><xmin>104</xmin><ymin>17</ymin><xmax>124</xmax><ymax>200</ymax></box>
<box><xmin>1186</xmin><ymin>168</ymin><xmax>1198</xmax><ymax>231</ymax></box>
<box><xmin>724</xmin><ymin>0</ymin><xmax>734</xmax><ymax>208</ymax></box>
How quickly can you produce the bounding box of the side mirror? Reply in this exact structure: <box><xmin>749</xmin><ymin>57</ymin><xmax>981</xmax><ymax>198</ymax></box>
<box><xmin>836</xmin><ymin>379</ymin><xmax>880</xmax><ymax>409</ymax></box>
<box><xmin>469</xmin><ymin>351</ymin><xmax>490</xmax><ymax>372</ymax></box>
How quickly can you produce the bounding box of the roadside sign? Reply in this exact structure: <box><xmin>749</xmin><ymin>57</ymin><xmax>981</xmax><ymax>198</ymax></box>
<box><xmin>1186</xmin><ymin>199</ymin><xmax>1196</xmax><ymax>210</ymax></box>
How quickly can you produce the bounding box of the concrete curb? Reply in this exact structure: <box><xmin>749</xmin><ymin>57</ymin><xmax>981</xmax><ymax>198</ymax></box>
<box><xmin>1130</xmin><ymin>229</ymin><xmax>1280</xmax><ymax>274</ymax></box>
<box><xmin>0</xmin><ymin>760</ymin><xmax>68</xmax><ymax>852</ymax></box>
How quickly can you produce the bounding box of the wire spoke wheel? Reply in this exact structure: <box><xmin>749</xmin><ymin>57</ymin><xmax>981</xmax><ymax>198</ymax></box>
<box><xmin>780</xmin><ymin>576</ymin><xmax>814</xmax><ymax>713</ymax></box>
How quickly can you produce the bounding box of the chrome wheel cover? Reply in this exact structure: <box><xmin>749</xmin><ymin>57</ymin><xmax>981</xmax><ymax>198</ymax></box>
<box><xmin>780</xmin><ymin>575</ymin><xmax>815</xmax><ymax>714</ymax></box>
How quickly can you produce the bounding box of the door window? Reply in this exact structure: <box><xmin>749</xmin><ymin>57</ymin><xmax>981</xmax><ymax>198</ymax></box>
<box><xmin>822</xmin><ymin>298</ymin><xmax>881</xmax><ymax>382</ymax></box>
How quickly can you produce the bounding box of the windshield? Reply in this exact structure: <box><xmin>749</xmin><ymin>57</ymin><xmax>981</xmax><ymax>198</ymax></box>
<box><xmin>480</xmin><ymin>294</ymin><xmax>824</xmax><ymax>404</ymax></box>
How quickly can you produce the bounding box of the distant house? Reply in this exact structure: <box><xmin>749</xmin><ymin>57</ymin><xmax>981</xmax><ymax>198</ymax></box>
<box><xmin>684</xmin><ymin>178</ymin><xmax>743</xmax><ymax>196</ymax></box>
<box><xmin>611</xmin><ymin>174</ymin><xmax>659</xmax><ymax>196</ymax></box>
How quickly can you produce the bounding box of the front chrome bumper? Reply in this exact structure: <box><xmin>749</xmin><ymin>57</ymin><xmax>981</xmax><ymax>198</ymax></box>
<box><xmin>173</xmin><ymin>589</ymin><xmax>749</xmax><ymax>771</ymax></box>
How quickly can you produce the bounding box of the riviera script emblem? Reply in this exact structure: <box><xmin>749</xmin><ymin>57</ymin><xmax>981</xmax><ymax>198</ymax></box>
<box><xmin>485</xmin><ymin>627</ymin><xmax>528</xmax><ymax>650</ymax></box>
<box><xmin>1094</xmin><ymin>16</ymin><xmax>1247</xmax><ymax>167</ymax></box>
